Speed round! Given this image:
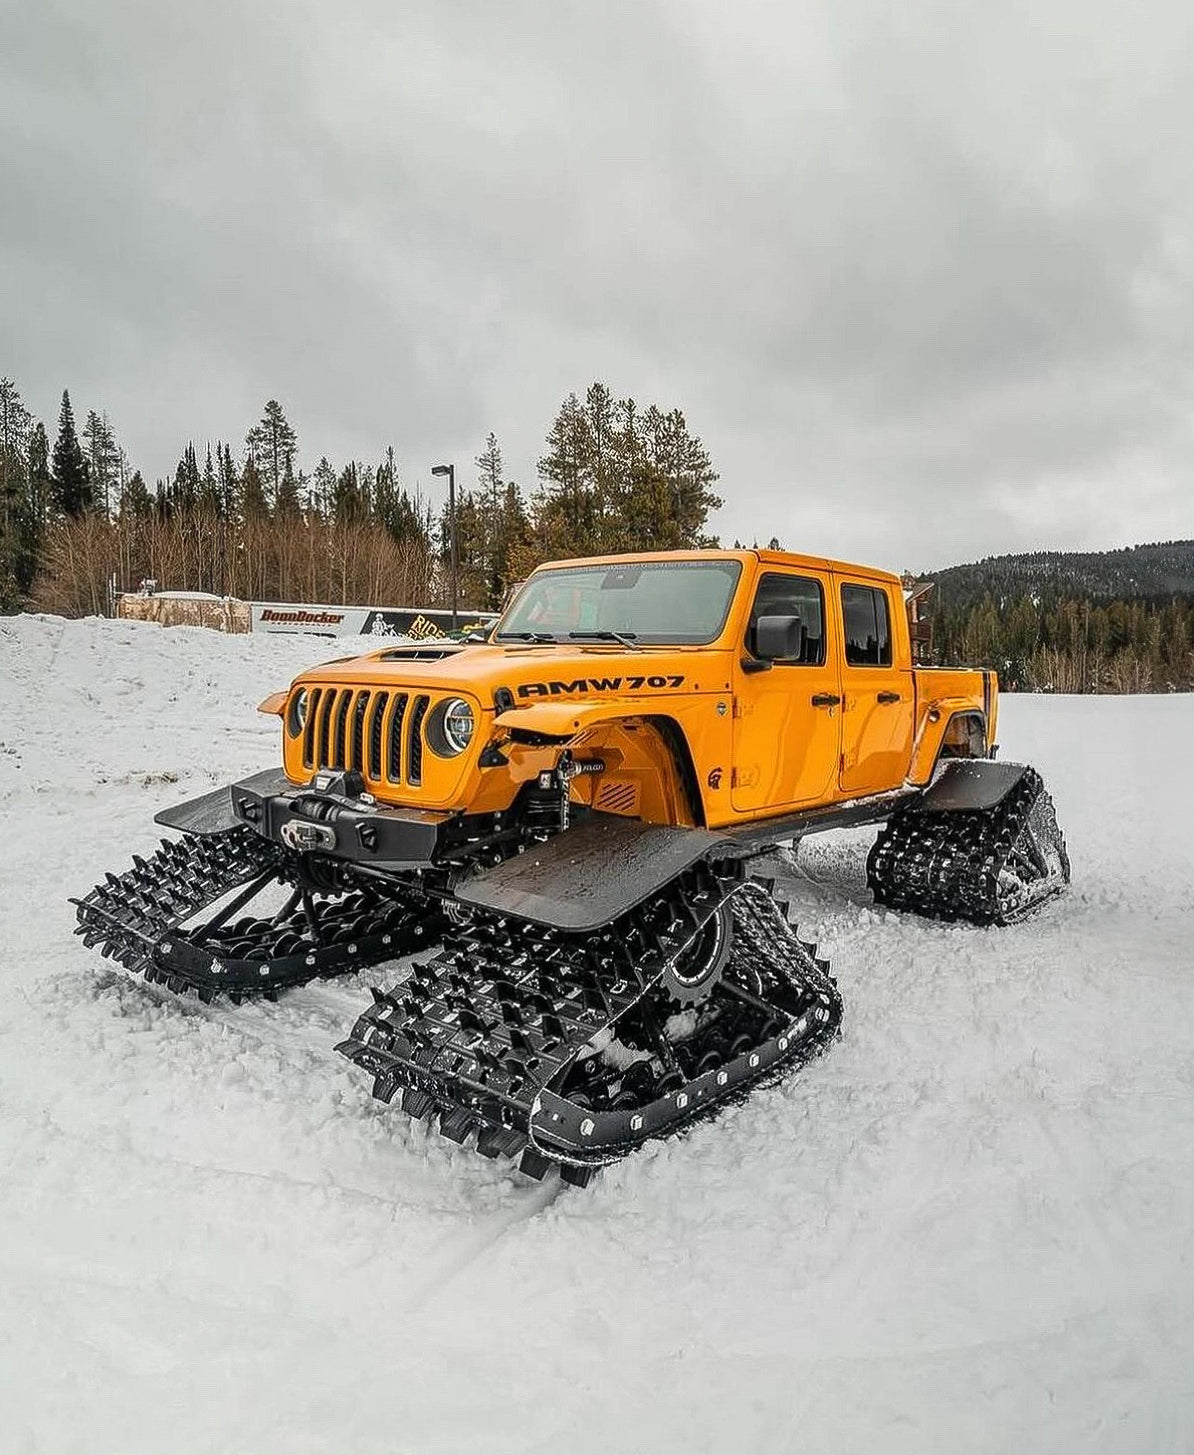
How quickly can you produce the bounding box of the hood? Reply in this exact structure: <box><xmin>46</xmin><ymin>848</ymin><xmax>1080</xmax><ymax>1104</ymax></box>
<box><xmin>291</xmin><ymin>641</ymin><xmax>732</xmax><ymax>709</ymax></box>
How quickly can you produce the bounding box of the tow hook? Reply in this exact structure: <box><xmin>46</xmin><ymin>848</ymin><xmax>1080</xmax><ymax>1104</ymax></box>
<box><xmin>280</xmin><ymin>820</ymin><xmax>337</xmax><ymax>852</ymax></box>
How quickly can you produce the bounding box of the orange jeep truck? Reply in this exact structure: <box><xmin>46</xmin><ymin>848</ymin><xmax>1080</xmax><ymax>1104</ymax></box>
<box><xmin>76</xmin><ymin>549</ymin><xmax>1068</xmax><ymax>1182</ymax></box>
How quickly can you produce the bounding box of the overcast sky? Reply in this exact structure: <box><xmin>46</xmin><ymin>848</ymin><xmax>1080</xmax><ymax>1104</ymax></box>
<box><xmin>2</xmin><ymin>0</ymin><xmax>1192</xmax><ymax>570</ymax></box>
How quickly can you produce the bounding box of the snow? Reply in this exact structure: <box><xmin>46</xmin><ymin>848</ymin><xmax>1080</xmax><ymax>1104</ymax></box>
<box><xmin>2</xmin><ymin>613</ymin><xmax>1192</xmax><ymax>1455</ymax></box>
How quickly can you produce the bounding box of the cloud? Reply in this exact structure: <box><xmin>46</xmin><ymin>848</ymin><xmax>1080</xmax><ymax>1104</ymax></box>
<box><xmin>2</xmin><ymin>0</ymin><xmax>1191</xmax><ymax>568</ymax></box>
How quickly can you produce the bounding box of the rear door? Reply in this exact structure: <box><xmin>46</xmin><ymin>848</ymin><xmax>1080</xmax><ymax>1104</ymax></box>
<box><xmin>731</xmin><ymin>569</ymin><xmax>841</xmax><ymax>812</ymax></box>
<box><xmin>835</xmin><ymin>576</ymin><xmax>914</xmax><ymax>795</ymax></box>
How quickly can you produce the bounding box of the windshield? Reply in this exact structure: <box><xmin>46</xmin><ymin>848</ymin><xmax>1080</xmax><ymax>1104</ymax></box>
<box><xmin>495</xmin><ymin>559</ymin><xmax>743</xmax><ymax>645</ymax></box>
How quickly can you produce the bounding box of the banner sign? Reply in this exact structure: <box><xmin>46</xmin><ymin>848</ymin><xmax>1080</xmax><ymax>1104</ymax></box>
<box><xmin>250</xmin><ymin>603</ymin><xmax>497</xmax><ymax>639</ymax></box>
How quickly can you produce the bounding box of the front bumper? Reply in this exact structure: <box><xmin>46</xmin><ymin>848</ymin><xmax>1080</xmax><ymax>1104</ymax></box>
<box><xmin>155</xmin><ymin>768</ymin><xmax>453</xmax><ymax>869</ymax></box>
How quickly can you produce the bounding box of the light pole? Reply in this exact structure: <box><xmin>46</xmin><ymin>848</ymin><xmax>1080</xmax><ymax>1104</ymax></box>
<box><xmin>431</xmin><ymin>463</ymin><xmax>458</xmax><ymax>630</ymax></box>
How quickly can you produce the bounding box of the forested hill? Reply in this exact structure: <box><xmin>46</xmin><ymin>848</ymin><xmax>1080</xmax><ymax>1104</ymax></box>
<box><xmin>925</xmin><ymin>539</ymin><xmax>1194</xmax><ymax>692</ymax></box>
<box><xmin>925</xmin><ymin>539</ymin><xmax>1194</xmax><ymax>613</ymax></box>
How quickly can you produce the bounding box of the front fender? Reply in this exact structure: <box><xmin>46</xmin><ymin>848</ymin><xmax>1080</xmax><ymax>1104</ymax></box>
<box><xmin>493</xmin><ymin>699</ymin><xmax>713</xmax><ymax>826</ymax></box>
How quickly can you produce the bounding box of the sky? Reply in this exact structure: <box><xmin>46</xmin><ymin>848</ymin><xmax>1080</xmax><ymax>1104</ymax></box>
<box><xmin>2</xmin><ymin>0</ymin><xmax>1192</xmax><ymax>572</ymax></box>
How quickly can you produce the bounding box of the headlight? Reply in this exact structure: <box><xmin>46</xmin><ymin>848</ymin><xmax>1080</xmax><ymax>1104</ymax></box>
<box><xmin>439</xmin><ymin>698</ymin><xmax>474</xmax><ymax>756</ymax></box>
<box><xmin>429</xmin><ymin>697</ymin><xmax>475</xmax><ymax>756</ymax></box>
<box><xmin>287</xmin><ymin>687</ymin><xmax>309</xmax><ymax>736</ymax></box>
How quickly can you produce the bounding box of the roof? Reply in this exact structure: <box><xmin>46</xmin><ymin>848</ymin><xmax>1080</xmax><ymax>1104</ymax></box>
<box><xmin>533</xmin><ymin>547</ymin><xmax>902</xmax><ymax>587</ymax></box>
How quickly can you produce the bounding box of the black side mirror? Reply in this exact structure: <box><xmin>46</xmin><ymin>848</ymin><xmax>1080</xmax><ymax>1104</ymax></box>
<box><xmin>756</xmin><ymin>614</ymin><xmax>802</xmax><ymax>661</ymax></box>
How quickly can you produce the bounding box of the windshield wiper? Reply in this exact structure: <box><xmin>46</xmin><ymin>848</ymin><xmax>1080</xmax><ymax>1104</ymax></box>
<box><xmin>495</xmin><ymin>630</ymin><xmax>558</xmax><ymax>643</ymax></box>
<box><xmin>568</xmin><ymin>630</ymin><xmax>642</xmax><ymax>651</ymax></box>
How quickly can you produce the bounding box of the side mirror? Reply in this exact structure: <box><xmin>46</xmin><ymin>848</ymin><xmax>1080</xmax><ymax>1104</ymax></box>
<box><xmin>755</xmin><ymin>614</ymin><xmax>801</xmax><ymax>661</ymax></box>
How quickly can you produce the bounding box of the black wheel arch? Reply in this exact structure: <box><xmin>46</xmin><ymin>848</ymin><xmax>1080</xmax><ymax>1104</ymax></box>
<box><xmin>645</xmin><ymin>714</ymin><xmax>707</xmax><ymax>826</ymax></box>
<box><xmin>935</xmin><ymin>710</ymin><xmax>989</xmax><ymax>765</ymax></box>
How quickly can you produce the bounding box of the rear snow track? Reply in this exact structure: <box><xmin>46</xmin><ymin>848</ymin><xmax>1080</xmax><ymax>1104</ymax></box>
<box><xmin>1</xmin><ymin>615</ymin><xmax>1192</xmax><ymax>1455</ymax></box>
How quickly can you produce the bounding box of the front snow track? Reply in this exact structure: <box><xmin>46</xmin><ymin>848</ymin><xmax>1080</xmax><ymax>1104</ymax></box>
<box><xmin>336</xmin><ymin>867</ymin><xmax>842</xmax><ymax>1185</ymax></box>
<box><xmin>72</xmin><ymin>825</ymin><xmax>440</xmax><ymax>1001</ymax></box>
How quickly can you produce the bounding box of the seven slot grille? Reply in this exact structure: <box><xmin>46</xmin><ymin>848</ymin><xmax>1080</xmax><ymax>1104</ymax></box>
<box><xmin>299</xmin><ymin>687</ymin><xmax>434</xmax><ymax>787</ymax></box>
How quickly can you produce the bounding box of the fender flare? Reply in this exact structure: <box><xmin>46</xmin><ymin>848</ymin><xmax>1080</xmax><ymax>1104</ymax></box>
<box><xmin>937</xmin><ymin>710</ymin><xmax>988</xmax><ymax>761</ymax></box>
<box><xmin>495</xmin><ymin>699</ymin><xmax>657</xmax><ymax>737</ymax></box>
<box><xmin>908</xmin><ymin>699</ymin><xmax>990</xmax><ymax>784</ymax></box>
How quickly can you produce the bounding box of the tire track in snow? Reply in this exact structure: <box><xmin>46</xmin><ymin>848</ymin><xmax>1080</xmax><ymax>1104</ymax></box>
<box><xmin>396</xmin><ymin>1175</ymin><xmax>565</xmax><ymax>1312</ymax></box>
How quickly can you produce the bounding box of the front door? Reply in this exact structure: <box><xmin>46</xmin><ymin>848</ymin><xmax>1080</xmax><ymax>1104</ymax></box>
<box><xmin>835</xmin><ymin>576</ymin><xmax>915</xmax><ymax>795</ymax></box>
<box><xmin>731</xmin><ymin>570</ymin><xmax>841</xmax><ymax>813</ymax></box>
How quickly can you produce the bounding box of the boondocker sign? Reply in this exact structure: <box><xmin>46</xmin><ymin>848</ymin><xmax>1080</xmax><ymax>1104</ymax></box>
<box><xmin>250</xmin><ymin>602</ymin><xmax>496</xmax><ymax>639</ymax></box>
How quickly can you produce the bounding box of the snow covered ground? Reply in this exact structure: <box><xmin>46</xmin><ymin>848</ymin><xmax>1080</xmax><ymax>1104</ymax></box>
<box><xmin>1</xmin><ymin>614</ymin><xmax>1192</xmax><ymax>1455</ymax></box>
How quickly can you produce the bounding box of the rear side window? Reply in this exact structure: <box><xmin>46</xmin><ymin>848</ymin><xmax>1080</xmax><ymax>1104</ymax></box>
<box><xmin>841</xmin><ymin>584</ymin><xmax>892</xmax><ymax>667</ymax></box>
<box><xmin>745</xmin><ymin>573</ymin><xmax>825</xmax><ymax>665</ymax></box>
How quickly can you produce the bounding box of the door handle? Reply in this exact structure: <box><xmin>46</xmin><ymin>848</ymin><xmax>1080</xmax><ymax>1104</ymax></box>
<box><xmin>811</xmin><ymin>693</ymin><xmax>842</xmax><ymax>708</ymax></box>
<box><xmin>877</xmin><ymin>691</ymin><xmax>902</xmax><ymax>704</ymax></box>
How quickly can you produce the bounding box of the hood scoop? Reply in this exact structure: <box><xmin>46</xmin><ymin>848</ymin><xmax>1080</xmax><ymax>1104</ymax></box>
<box><xmin>376</xmin><ymin>645</ymin><xmax>467</xmax><ymax>662</ymax></box>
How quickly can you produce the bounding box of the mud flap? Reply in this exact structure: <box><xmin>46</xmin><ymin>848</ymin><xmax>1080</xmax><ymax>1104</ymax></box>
<box><xmin>456</xmin><ymin>812</ymin><xmax>732</xmax><ymax>931</ymax></box>
<box><xmin>153</xmin><ymin>769</ymin><xmax>292</xmax><ymax>835</ymax></box>
<box><xmin>909</xmin><ymin>759</ymin><xmax>1027</xmax><ymax>813</ymax></box>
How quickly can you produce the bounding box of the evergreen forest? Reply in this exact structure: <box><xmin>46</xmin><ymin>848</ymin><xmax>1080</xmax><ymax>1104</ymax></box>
<box><xmin>0</xmin><ymin>380</ymin><xmax>720</xmax><ymax>619</ymax></box>
<box><xmin>929</xmin><ymin>543</ymin><xmax>1194</xmax><ymax>692</ymax></box>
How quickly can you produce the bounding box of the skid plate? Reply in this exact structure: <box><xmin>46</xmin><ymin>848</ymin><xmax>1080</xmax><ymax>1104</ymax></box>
<box><xmin>457</xmin><ymin>812</ymin><xmax>731</xmax><ymax>931</ymax></box>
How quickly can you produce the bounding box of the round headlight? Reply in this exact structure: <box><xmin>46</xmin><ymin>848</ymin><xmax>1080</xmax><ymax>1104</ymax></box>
<box><xmin>288</xmin><ymin>687</ymin><xmax>309</xmax><ymax>736</ymax></box>
<box><xmin>440</xmin><ymin>697</ymin><xmax>475</xmax><ymax>755</ymax></box>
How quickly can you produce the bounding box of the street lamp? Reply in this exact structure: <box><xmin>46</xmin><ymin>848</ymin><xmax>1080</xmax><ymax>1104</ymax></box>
<box><xmin>430</xmin><ymin>462</ymin><xmax>458</xmax><ymax>630</ymax></box>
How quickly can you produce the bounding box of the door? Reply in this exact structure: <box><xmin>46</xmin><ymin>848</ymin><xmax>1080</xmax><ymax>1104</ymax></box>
<box><xmin>731</xmin><ymin>570</ymin><xmax>842</xmax><ymax>813</ymax></box>
<box><xmin>835</xmin><ymin>577</ymin><xmax>914</xmax><ymax>795</ymax></box>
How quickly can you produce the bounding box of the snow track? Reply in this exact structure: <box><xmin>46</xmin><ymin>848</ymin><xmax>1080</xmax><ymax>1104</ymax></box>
<box><xmin>2</xmin><ymin>615</ymin><xmax>1192</xmax><ymax>1454</ymax></box>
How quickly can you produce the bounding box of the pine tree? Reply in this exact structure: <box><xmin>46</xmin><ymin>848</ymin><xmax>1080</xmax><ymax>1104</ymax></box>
<box><xmin>120</xmin><ymin>470</ymin><xmax>153</xmax><ymax>518</ymax></box>
<box><xmin>584</xmin><ymin>383</ymin><xmax>621</xmax><ymax>549</ymax></box>
<box><xmin>332</xmin><ymin>461</ymin><xmax>364</xmax><ymax>522</ymax></box>
<box><xmin>495</xmin><ymin>481</ymin><xmax>532</xmax><ymax>603</ymax></box>
<box><xmin>83</xmin><ymin>410</ymin><xmax>120</xmax><ymax>517</ymax></box>
<box><xmin>441</xmin><ymin>491</ymin><xmax>488</xmax><ymax>606</ymax></box>
<box><xmin>536</xmin><ymin>391</ymin><xmax>596</xmax><ymax>556</ymax></box>
<box><xmin>218</xmin><ymin>443</ymin><xmax>238</xmax><ymax>516</ymax></box>
<box><xmin>198</xmin><ymin>445</ymin><xmax>221</xmax><ymax>514</ymax></box>
<box><xmin>245</xmin><ymin>400</ymin><xmax>298</xmax><ymax>509</ymax></box>
<box><xmin>309</xmin><ymin>457</ymin><xmax>337</xmax><ymax>517</ymax></box>
<box><xmin>373</xmin><ymin>447</ymin><xmax>411</xmax><ymax>539</ymax></box>
<box><xmin>27</xmin><ymin>422</ymin><xmax>50</xmax><ymax>530</ymax></box>
<box><xmin>50</xmin><ymin>390</ymin><xmax>91</xmax><ymax>517</ymax></box>
<box><xmin>239</xmin><ymin>458</ymin><xmax>270</xmax><ymax>520</ymax></box>
<box><xmin>274</xmin><ymin>455</ymin><xmax>302</xmax><ymax>517</ymax></box>
<box><xmin>171</xmin><ymin>443</ymin><xmax>200</xmax><ymax>512</ymax></box>
<box><xmin>0</xmin><ymin>377</ymin><xmax>31</xmax><ymax>490</ymax></box>
<box><xmin>475</xmin><ymin>432</ymin><xmax>507</xmax><ymax>605</ymax></box>
<box><xmin>637</xmin><ymin>405</ymin><xmax>720</xmax><ymax>548</ymax></box>
<box><xmin>0</xmin><ymin>378</ymin><xmax>33</xmax><ymax>610</ymax></box>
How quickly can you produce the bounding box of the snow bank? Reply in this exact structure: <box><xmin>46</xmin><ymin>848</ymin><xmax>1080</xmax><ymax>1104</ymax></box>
<box><xmin>1</xmin><ymin>615</ymin><xmax>1192</xmax><ymax>1455</ymax></box>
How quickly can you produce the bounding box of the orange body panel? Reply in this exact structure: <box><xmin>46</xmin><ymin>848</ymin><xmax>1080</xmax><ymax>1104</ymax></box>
<box><xmin>273</xmin><ymin>550</ymin><xmax>993</xmax><ymax>828</ymax></box>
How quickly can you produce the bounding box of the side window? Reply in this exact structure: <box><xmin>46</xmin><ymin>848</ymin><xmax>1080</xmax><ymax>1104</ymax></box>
<box><xmin>841</xmin><ymin>584</ymin><xmax>892</xmax><ymax>667</ymax></box>
<box><xmin>745</xmin><ymin>573</ymin><xmax>825</xmax><ymax>665</ymax></box>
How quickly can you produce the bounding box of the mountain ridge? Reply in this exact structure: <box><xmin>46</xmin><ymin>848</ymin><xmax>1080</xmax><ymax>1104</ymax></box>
<box><xmin>920</xmin><ymin>538</ymin><xmax>1194</xmax><ymax>612</ymax></box>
